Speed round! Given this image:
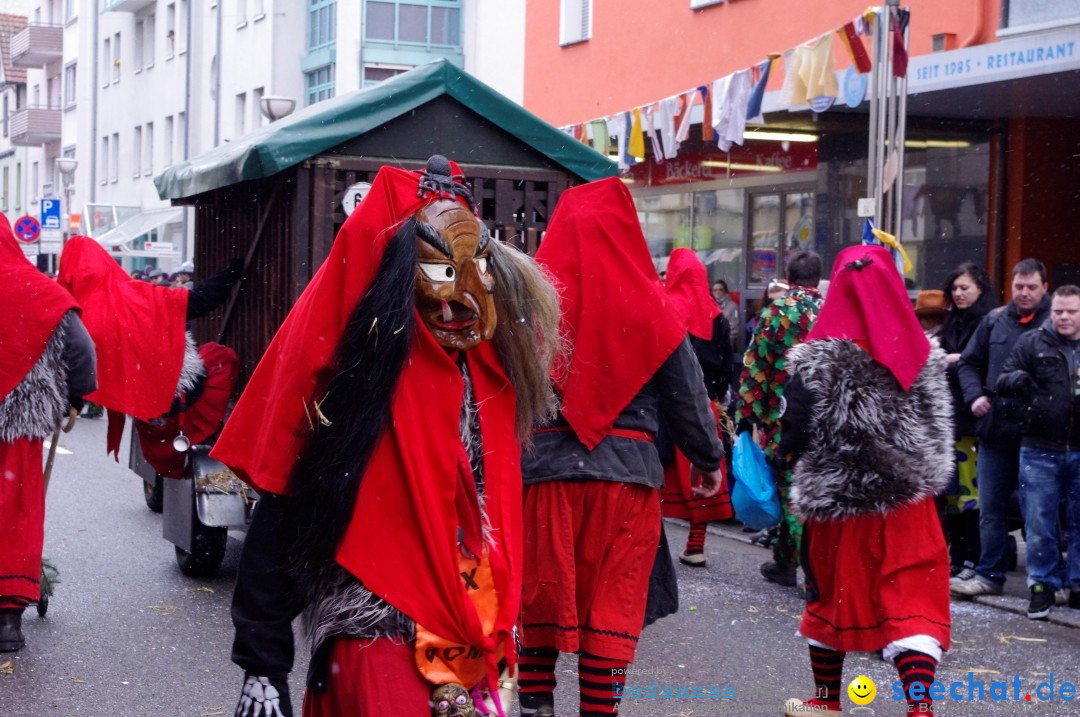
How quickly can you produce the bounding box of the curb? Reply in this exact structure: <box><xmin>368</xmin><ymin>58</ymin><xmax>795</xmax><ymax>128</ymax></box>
<box><xmin>664</xmin><ymin>518</ymin><xmax>1080</xmax><ymax>630</ymax></box>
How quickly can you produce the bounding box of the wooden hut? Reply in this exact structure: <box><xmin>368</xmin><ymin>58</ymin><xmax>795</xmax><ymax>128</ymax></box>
<box><xmin>155</xmin><ymin>60</ymin><xmax>616</xmax><ymax>388</ymax></box>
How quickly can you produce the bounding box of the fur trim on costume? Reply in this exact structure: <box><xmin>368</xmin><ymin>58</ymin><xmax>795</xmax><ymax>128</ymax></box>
<box><xmin>176</xmin><ymin>332</ymin><xmax>206</xmax><ymax>398</ymax></box>
<box><xmin>0</xmin><ymin>313</ymin><xmax>69</xmax><ymax>442</ymax></box>
<box><xmin>787</xmin><ymin>338</ymin><xmax>954</xmax><ymax>521</ymax></box>
<box><xmin>303</xmin><ymin>565</ymin><xmax>416</xmax><ymax>653</ymax></box>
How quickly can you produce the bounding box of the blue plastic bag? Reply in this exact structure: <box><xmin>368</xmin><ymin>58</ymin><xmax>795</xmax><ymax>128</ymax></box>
<box><xmin>730</xmin><ymin>431</ymin><xmax>781</xmax><ymax>530</ymax></box>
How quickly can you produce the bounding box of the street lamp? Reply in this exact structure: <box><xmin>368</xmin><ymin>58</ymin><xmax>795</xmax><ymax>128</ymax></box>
<box><xmin>56</xmin><ymin>157</ymin><xmax>78</xmax><ymax>242</ymax></box>
<box><xmin>260</xmin><ymin>96</ymin><xmax>296</xmax><ymax>122</ymax></box>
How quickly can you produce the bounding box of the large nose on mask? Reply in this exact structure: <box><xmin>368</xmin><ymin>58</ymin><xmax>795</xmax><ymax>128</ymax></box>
<box><xmin>457</xmin><ymin>258</ymin><xmax>496</xmax><ymax>340</ymax></box>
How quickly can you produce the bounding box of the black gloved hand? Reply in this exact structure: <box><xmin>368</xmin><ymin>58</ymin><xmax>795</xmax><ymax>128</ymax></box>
<box><xmin>996</xmin><ymin>370</ymin><xmax>1036</xmax><ymax>399</ymax></box>
<box><xmin>234</xmin><ymin>674</ymin><xmax>292</xmax><ymax>717</ymax></box>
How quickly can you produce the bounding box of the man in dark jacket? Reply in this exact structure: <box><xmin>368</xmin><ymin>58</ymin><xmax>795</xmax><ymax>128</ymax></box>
<box><xmin>952</xmin><ymin>258</ymin><xmax>1051</xmax><ymax>598</ymax></box>
<box><xmin>996</xmin><ymin>284</ymin><xmax>1080</xmax><ymax>619</ymax></box>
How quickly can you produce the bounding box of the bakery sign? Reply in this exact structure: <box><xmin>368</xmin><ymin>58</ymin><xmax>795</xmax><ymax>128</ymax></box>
<box><xmin>629</xmin><ymin>140</ymin><xmax>818</xmax><ymax>187</ymax></box>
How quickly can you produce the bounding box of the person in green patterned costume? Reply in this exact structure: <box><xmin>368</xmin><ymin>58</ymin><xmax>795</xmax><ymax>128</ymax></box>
<box><xmin>736</xmin><ymin>252</ymin><xmax>824</xmax><ymax>587</ymax></box>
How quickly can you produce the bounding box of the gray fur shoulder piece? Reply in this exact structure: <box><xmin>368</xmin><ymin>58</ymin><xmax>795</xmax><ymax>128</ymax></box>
<box><xmin>0</xmin><ymin>313</ymin><xmax>71</xmax><ymax>442</ymax></box>
<box><xmin>787</xmin><ymin>337</ymin><xmax>954</xmax><ymax>522</ymax></box>
<box><xmin>176</xmin><ymin>332</ymin><xmax>206</xmax><ymax>397</ymax></box>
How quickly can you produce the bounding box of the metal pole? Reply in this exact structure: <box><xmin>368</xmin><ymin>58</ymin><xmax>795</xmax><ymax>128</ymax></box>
<box><xmin>874</xmin><ymin>6</ymin><xmax>889</xmax><ymax>227</ymax></box>
<box><xmin>866</xmin><ymin>8</ymin><xmax>880</xmax><ymax>206</ymax></box>
<box><xmin>892</xmin><ymin>11</ymin><xmax>910</xmax><ymax>240</ymax></box>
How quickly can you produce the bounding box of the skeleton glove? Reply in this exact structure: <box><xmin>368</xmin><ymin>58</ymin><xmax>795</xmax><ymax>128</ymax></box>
<box><xmin>234</xmin><ymin>674</ymin><xmax>292</xmax><ymax>717</ymax></box>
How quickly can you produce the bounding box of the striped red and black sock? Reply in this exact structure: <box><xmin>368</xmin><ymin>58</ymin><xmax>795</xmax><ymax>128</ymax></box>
<box><xmin>578</xmin><ymin>652</ymin><xmax>628</xmax><ymax>716</ymax></box>
<box><xmin>685</xmin><ymin>523</ymin><xmax>707</xmax><ymax>554</ymax></box>
<box><xmin>895</xmin><ymin>649</ymin><xmax>937</xmax><ymax>715</ymax></box>
<box><xmin>808</xmin><ymin>644</ymin><xmax>844</xmax><ymax>710</ymax></box>
<box><xmin>517</xmin><ymin>646</ymin><xmax>558</xmax><ymax>714</ymax></box>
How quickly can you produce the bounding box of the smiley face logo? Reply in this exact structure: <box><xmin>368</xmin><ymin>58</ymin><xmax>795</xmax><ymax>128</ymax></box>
<box><xmin>847</xmin><ymin>675</ymin><xmax>876</xmax><ymax>705</ymax></box>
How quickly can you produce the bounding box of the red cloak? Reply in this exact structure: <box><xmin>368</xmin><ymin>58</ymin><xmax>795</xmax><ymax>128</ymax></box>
<box><xmin>806</xmin><ymin>244</ymin><xmax>929</xmax><ymax>390</ymax></box>
<box><xmin>536</xmin><ymin>177</ymin><xmax>685</xmax><ymax>450</ymax></box>
<box><xmin>665</xmin><ymin>247</ymin><xmax>719</xmax><ymax>340</ymax></box>
<box><xmin>211</xmin><ymin>164</ymin><xmax>520</xmax><ymax>683</ymax></box>
<box><xmin>0</xmin><ymin>215</ymin><xmax>78</xmax><ymax>401</ymax></box>
<box><xmin>57</xmin><ymin>236</ymin><xmax>189</xmax><ymax>420</ymax></box>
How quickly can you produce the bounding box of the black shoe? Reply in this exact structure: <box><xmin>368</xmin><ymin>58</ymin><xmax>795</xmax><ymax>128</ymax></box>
<box><xmin>0</xmin><ymin>611</ymin><xmax>24</xmax><ymax>652</ymax></box>
<box><xmin>1069</xmin><ymin>591</ymin><xmax>1080</xmax><ymax>610</ymax></box>
<box><xmin>1027</xmin><ymin>584</ymin><xmax>1053</xmax><ymax>620</ymax></box>
<box><xmin>760</xmin><ymin>561</ymin><xmax>797</xmax><ymax>587</ymax></box>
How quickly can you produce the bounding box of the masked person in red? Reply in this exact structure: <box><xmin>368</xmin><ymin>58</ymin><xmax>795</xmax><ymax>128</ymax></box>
<box><xmin>0</xmin><ymin>218</ymin><xmax>96</xmax><ymax>652</ymax></box>
<box><xmin>778</xmin><ymin>245</ymin><xmax>953</xmax><ymax>717</ymax></box>
<box><xmin>57</xmin><ymin>237</ymin><xmax>239</xmax><ymax>479</ymax></box>
<box><xmin>518</xmin><ymin>179</ymin><xmax>725</xmax><ymax>717</ymax></box>
<box><xmin>212</xmin><ymin>157</ymin><xmax>562</xmax><ymax>716</ymax></box>
<box><xmin>660</xmin><ymin>248</ymin><xmax>734</xmax><ymax>566</ymax></box>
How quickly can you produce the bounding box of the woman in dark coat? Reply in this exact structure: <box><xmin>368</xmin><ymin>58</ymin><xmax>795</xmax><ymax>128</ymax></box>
<box><xmin>939</xmin><ymin>263</ymin><xmax>996</xmax><ymax>581</ymax></box>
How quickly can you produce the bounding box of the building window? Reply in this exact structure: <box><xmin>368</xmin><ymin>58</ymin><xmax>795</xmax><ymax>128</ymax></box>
<box><xmin>144</xmin><ymin>13</ymin><xmax>156</xmax><ymax>68</ymax></box>
<box><xmin>111</xmin><ymin>132</ymin><xmax>119</xmax><ymax>182</ymax></box>
<box><xmin>559</xmin><ymin>0</ymin><xmax>591</xmax><ymax>45</ymax></box>
<box><xmin>234</xmin><ymin>93</ymin><xmax>246</xmax><ymax>138</ymax></box>
<box><xmin>100</xmin><ymin>136</ymin><xmax>109</xmax><ymax>185</ymax></box>
<box><xmin>252</xmin><ymin>0</ymin><xmax>265</xmax><ymax>18</ymax></box>
<box><xmin>178</xmin><ymin>0</ymin><xmax>188</xmax><ymax>51</ymax></box>
<box><xmin>31</xmin><ymin>162</ymin><xmax>38</xmax><ymax>203</ymax></box>
<box><xmin>177</xmin><ymin>111</ymin><xmax>186</xmax><ymax>158</ymax></box>
<box><xmin>237</xmin><ymin>0</ymin><xmax>247</xmax><ymax>24</ymax></box>
<box><xmin>2</xmin><ymin>166</ymin><xmax>8</xmax><ymax>212</ymax></box>
<box><xmin>134</xmin><ymin>20</ymin><xmax>144</xmax><ymax>71</ymax></box>
<box><xmin>308</xmin><ymin>0</ymin><xmax>336</xmax><ymax>51</ymax></box>
<box><xmin>63</xmin><ymin>62</ymin><xmax>76</xmax><ymax>108</ymax></box>
<box><xmin>365</xmin><ymin>1</ymin><xmax>461</xmax><ymax>47</ymax></box>
<box><xmin>144</xmin><ymin>122</ymin><xmax>154</xmax><ymax>175</ymax></box>
<box><xmin>166</xmin><ymin>3</ymin><xmax>176</xmax><ymax>58</ymax></box>
<box><xmin>65</xmin><ymin>0</ymin><xmax>76</xmax><ymax>22</ymax></box>
<box><xmin>304</xmin><ymin>65</ymin><xmax>335</xmax><ymax>106</ymax></box>
<box><xmin>252</xmin><ymin>86</ymin><xmax>264</xmax><ymax>128</ymax></box>
<box><xmin>112</xmin><ymin>32</ymin><xmax>121</xmax><ymax>83</ymax></box>
<box><xmin>15</xmin><ymin>163</ymin><xmax>21</xmax><ymax>210</ymax></box>
<box><xmin>362</xmin><ymin>63</ymin><xmax>409</xmax><ymax>86</ymax></box>
<box><xmin>133</xmin><ymin>126</ymin><xmax>142</xmax><ymax>177</ymax></box>
<box><xmin>102</xmin><ymin>37</ymin><xmax>111</xmax><ymax>87</ymax></box>
<box><xmin>2</xmin><ymin>94</ymin><xmax>7</xmax><ymax>137</ymax></box>
<box><xmin>165</xmin><ymin>115</ymin><xmax>174</xmax><ymax>166</ymax></box>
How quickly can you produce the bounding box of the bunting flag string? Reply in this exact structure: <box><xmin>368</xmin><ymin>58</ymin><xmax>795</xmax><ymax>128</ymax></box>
<box><xmin>561</xmin><ymin>6</ymin><xmax>899</xmax><ymax>164</ymax></box>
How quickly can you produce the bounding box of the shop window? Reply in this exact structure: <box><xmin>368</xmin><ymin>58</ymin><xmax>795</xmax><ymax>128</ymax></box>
<box><xmin>362</xmin><ymin>64</ymin><xmax>409</xmax><ymax>86</ymax></box>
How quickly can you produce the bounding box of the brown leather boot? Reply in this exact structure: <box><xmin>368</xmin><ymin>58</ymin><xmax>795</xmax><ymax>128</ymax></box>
<box><xmin>0</xmin><ymin>610</ymin><xmax>25</xmax><ymax>652</ymax></box>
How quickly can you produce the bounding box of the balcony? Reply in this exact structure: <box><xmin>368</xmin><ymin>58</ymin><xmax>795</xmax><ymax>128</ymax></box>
<box><xmin>9</xmin><ymin>107</ymin><xmax>62</xmax><ymax>146</ymax></box>
<box><xmin>100</xmin><ymin>0</ymin><xmax>157</xmax><ymax>13</ymax></box>
<box><xmin>10</xmin><ymin>24</ymin><xmax>63</xmax><ymax>68</ymax></box>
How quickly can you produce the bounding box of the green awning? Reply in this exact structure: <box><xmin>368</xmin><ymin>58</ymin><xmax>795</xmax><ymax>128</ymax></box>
<box><xmin>155</xmin><ymin>60</ymin><xmax>617</xmax><ymax>200</ymax></box>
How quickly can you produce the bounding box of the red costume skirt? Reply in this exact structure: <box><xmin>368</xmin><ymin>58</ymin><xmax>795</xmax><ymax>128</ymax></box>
<box><xmin>659</xmin><ymin>447</ymin><xmax>733</xmax><ymax>524</ymax></box>
<box><xmin>520</xmin><ymin>480</ymin><xmax>660</xmax><ymax>662</ymax></box>
<box><xmin>799</xmin><ymin>497</ymin><xmax>951</xmax><ymax>654</ymax></box>
<box><xmin>302</xmin><ymin>638</ymin><xmax>431</xmax><ymax>716</ymax></box>
<box><xmin>0</xmin><ymin>438</ymin><xmax>45</xmax><ymax>609</ymax></box>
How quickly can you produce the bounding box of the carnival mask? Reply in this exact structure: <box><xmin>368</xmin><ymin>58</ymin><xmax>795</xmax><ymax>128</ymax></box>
<box><xmin>431</xmin><ymin>682</ymin><xmax>476</xmax><ymax>717</ymax></box>
<box><xmin>414</xmin><ymin>200</ymin><xmax>496</xmax><ymax>351</ymax></box>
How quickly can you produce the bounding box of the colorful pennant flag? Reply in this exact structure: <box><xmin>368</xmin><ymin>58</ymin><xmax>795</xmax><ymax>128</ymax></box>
<box><xmin>837</xmin><ymin>21</ymin><xmax>872</xmax><ymax>73</ymax></box>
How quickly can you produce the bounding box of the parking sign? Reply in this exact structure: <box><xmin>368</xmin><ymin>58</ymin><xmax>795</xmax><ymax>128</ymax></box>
<box><xmin>41</xmin><ymin>197</ymin><xmax>62</xmax><ymax>230</ymax></box>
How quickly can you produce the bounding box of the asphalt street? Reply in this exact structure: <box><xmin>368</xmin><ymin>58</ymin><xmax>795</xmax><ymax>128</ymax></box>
<box><xmin>3</xmin><ymin>416</ymin><xmax>1080</xmax><ymax>716</ymax></box>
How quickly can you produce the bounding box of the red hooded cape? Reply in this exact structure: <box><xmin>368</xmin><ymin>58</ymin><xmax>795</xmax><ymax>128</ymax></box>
<box><xmin>57</xmin><ymin>236</ymin><xmax>189</xmax><ymax>420</ymax></box>
<box><xmin>0</xmin><ymin>216</ymin><xmax>78</xmax><ymax>401</ymax></box>
<box><xmin>210</xmin><ymin>165</ymin><xmax>520</xmax><ymax>681</ymax></box>
<box><xmin>665</xmin><ymin>248</ymin><xmax>720</xmax><ymax>340</ymax></box>
<box><xmin>806</xmin><ymin>244</ymin><xmax>930</xmax><ymax>390</ymax></box>
<box><xmin>536</xmin><ymin>177</ymin><xmax>685</xmax><ymax>450</ymax></box>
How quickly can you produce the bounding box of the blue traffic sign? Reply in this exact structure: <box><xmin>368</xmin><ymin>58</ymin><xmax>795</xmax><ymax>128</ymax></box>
<box><xmin>41</xmin><ymin>197</ymin><xmax>61</xmax><ymax>230</ymax></box>
<box><xmin>14</xmin><ymin>215</ymin><xmax>40</xmax><ymax>242</ymax></box>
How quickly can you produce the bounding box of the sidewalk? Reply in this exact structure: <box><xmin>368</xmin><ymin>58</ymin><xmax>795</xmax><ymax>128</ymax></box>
<box><xmin>671</xmin><ymin>517</ymin><xmax>1080</xmax><ymax>630</ymax></box>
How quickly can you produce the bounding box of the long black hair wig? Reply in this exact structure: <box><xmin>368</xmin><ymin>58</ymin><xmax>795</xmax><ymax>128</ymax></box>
<box><xmin>284</xmin><ymin>219</ymin><xmax>420</xmax><ymax>595</ymax></box>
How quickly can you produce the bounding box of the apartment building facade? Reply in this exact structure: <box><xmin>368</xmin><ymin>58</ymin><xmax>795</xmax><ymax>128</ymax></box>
<box><xmin>523</xmin><ymin>0</ymin><xmax>1080</xmax><ymax>310</ymax></box>
<box><xmin>11</xmin><ymin>0</ymin><xmax>524</xmax><ymax>272</ymax></box>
